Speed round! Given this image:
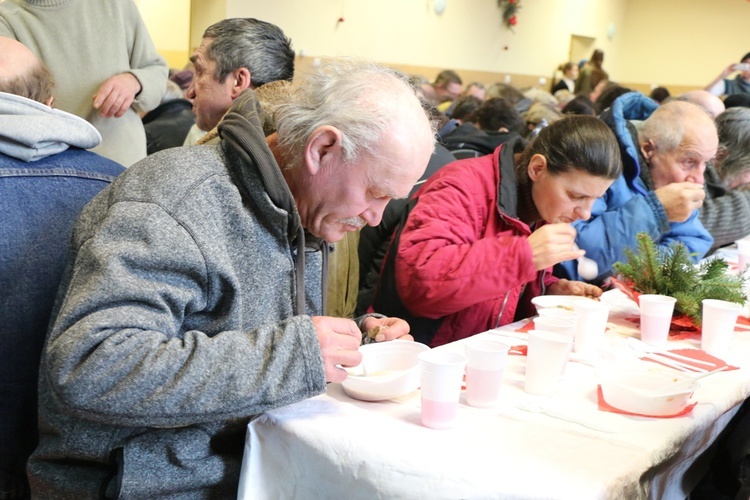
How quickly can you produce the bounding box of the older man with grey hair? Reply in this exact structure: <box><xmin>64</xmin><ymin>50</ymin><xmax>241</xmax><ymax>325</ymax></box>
<box><xmin>183</xmin><ymin>17</ymin><xmax>294</xmax><ymax>145</ymax></box>
<box><xmin>28</xmin><ymin>58</ymin><xmax>436</xmax><ymax>497</ymax></box>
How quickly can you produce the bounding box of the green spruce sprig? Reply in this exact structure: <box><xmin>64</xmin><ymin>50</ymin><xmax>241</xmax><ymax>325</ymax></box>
<box><xmin>613</xmin><ymin>232</ymin><xmax>747</xmax><ymax>326</ymax></box>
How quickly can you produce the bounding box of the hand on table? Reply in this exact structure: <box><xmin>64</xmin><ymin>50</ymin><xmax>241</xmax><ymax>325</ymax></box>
<box><xmin>654</xmin><ymin>182</ymin><xmax>705</xmax><ymax>223</ymax></box>
<box><xmin>548</xmin><ymin>278</ymin><xmax>603</xmax><ymax>299</ymax></box>
<box><xmin>93</xmin><ymin>72</ymin><xmax>142</xmax><ymax>118</ymax></box>
<box><xmin>360</xmin><ymin>316</ymin><xmax>413</xmax><ymax>343</ymax></box>
<box><xmin>312</xmin><ymin>316</ymin><xmax>363</xmax><ymax>383</ymax></box>
<box><xmin>527</xmin><ymin>223</ymin><xmax>584</xmax><ymax>271</ymax></box>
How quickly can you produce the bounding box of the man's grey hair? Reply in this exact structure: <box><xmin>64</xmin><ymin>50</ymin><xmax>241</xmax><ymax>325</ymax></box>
<box><xmin>203</xmin><ymin>18</ymin><xmax>294</xmax><ymax>88</ymax></box>
<box><xmin>716</xmin><ymin>107</ymin><xmax>750</xmax><ymax>186</ymax></box>
<box><xmin>274</xmin><ymin>58</ymin><xmax>437</xmax><ymax>166</ymax></box>
<box><xmin>639</xmin><ymin>100</ymin><xmax>714</xmax><ymax>153</ymax></box>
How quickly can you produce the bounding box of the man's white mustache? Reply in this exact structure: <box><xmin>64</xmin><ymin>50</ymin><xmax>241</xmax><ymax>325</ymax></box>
<box><xmin>338</xmin><ymin>216</ymin><xmax>366</xmax><ymax>228</ymax></box>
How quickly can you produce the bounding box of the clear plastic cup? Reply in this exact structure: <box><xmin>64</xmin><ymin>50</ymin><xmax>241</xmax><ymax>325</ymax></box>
<box><xmin>702</xmin><ymin>299</ymin><xmax>742</xmax><ymax>357</ymax></box>
<box><xmin>532</xmin><ymin>316</ymin><xmax>576</xmax><ymax>340</ymax></box>
<box><xmin>464</xmin><ymin>338</ymin><xmax>509</xmax><ymax>408</ymax></box>
<box><xmin>736</xmin><ymin>238</ymin><xmax>750</xmax><ymax>275</ymax></box>
<box><xmin>537</xmin><ymin>308</ymin><xmax>579</xmax><ymax>326</ymax></box>
<box><xmin>418</xmin><ymin>350</ymin><xmax>467</xmax><ymax>429</ymax></box>
<box><xmin>638</xmin><ymin>294</ymin><xmax>676</xmax><ymax>346</ymax></box>
<box><xmin>572</xmin><ymin>300</ymin><xmax>609</xmax><ymax>356</ymax></box>
<box><xmin>524</xmin><ymin>330</ymin><xmax>573</xmax><ymax>396</ymax></box>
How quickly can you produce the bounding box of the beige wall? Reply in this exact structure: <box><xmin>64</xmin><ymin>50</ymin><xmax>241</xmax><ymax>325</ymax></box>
<box><xmin>190</xmin><ymin>0</ymin><xmax>226</xmax><ymax>54</ymax></box>
<box><xmin>134</xmin><ymin>0</ymin><xmax>191</xmax><ymax>69</ymax></box>
<box><xmin>141</xmin><ymin>0</ymin><xmax>750</xmax><ymax>92</ymax></box>
<box><xmin>219</xmin><ymin>0</ymin><xmax>624</xmax><ymax>89</ymax></box>
<box><xmin>620</xmin><ymin>0</ymin><xmax>750</xmax><ymax>88</ymax></box>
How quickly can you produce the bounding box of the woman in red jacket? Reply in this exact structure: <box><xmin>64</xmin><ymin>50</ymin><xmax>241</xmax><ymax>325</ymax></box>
<box><xmin>373</xmin><ymin>115</ymin><xmax>622</xmax><ymax>347</ymax></box>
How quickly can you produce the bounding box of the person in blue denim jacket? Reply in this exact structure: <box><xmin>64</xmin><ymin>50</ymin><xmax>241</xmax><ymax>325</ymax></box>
<box><xmin>0</xmin><ymin>37</ymin><xmax>124</xmax><ymax>499</ymax></box>
<box><xmin>556</xmin><ymin>92</ymin><xmax>716</xmax><ymax>282</ymax></box>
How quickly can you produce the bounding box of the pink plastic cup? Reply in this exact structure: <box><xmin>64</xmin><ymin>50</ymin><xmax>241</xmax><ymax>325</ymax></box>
<box><xmin>418</xmin><ymin>350</ymin><xmax>466</xmax><ymax>429</ymax></box>
<box><xmin>464</xmin><ymin>338</ymin><xmax>510</xmax><ymax>408</ymax></box>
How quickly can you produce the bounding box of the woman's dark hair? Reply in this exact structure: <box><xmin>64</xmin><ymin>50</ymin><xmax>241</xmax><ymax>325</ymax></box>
<box><xmin>517</xmin><ymin>115</ymin><xmax>622</xmax><ymax>180</ymax></box>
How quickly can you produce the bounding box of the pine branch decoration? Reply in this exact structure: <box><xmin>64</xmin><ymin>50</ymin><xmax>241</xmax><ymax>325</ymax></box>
<box><xmin>613</xmin><ymin>232</ymin><xmax>747</xmax><ymax>326</ymax></box>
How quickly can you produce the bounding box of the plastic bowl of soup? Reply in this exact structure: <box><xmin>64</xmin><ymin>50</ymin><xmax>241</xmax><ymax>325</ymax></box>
<box><xmin>341</xmin><ymin>341</ymin><xmax>430</xmax><ymax>401</ymax></box>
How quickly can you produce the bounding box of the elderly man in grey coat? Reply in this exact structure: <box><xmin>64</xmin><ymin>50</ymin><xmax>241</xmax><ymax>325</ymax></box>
<box><xmin>28</xmin><ymin>59</ymin><xmax>436</xmax><ymax>498</ymax></box>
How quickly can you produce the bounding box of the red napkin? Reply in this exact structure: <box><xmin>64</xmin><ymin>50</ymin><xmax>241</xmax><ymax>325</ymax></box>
<box><xmin>624</xmin><ymin>315</ymin><xmax>750</xmax><ymax>341</ymax></box>
<box><xmin>596</xmin><ymin>386</ymin><xmax>697</xmax><ymax>418</ymax></box>
<box><xmin>514</xmin><ymin>322</ymin><xmax>534</xmax><ymax>333</ymax></box>
<box><xmin>509</xmin><ymin>345</ymin><xmax>527</xmax><ymax>356</ymax></box>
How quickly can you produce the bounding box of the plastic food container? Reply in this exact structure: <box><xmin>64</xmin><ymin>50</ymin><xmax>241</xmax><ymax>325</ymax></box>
<box><xmin>341</xmin><ymin>340</ymin><xmax>430</xmax><ymax>401</ymax></box>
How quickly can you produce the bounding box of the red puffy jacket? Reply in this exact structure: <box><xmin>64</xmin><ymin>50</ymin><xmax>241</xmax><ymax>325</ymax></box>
<box><xmin>374</xmin><ymin>141</ymin><xmax>558</xmax><ymax>347</ymax></box>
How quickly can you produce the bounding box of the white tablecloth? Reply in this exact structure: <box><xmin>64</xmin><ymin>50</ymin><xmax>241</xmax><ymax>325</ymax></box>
<box><xmin>238</xmin><ymin>290</ymin><xmax>750</xmax><ymax>499</ymax></box>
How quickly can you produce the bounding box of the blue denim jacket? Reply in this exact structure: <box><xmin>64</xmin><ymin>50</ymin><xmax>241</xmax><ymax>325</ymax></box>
<box><xmin>0</xmin><ymin>148</ymin><xmax>123</xmax><ymax>495</ymax></box>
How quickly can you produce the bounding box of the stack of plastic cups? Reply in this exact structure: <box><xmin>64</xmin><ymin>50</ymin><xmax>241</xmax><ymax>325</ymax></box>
<box><xmin>418</xmin><ymin>350</ymin><xmax>467</xmax><ymax>429</ymax></box>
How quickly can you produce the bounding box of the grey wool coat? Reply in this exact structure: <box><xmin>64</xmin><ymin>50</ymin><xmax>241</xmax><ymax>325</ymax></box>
<box><xmin>28</xmin><ymin>90</ymin><xmax>329</xmax><ymax>498</ymax></box>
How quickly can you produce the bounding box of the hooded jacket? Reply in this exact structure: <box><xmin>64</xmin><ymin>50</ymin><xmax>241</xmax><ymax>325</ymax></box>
<box><xmin>374</xmin><ymin>138</ymin><xmax>557</xmax><ymax>347</ymax></box>
<box><xmin>556</xmin><ymin>92</ymin><xmax>713</xmax><ymax>282</ymax></box>
<box><xmin>0</xmin><ymin>91</ymin><xmax>124</xmax><ymax>498</ymax></box>
<box><xmin>28</xmin><ymin>90</ymin><xmax>328</xmax><ymax>498</ymax></box>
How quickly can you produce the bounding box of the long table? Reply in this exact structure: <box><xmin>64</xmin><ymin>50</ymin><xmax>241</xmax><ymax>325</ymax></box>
<box><xmin>237</xmin><ymin>289</ymin><xmax>750</xmax><ymax>499</ymax></box>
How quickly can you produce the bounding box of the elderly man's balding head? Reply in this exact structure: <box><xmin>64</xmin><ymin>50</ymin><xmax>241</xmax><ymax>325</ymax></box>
<box><xmin>677</xmin><ymin>90</ymin><xmax>725</xmax><ymax>119</ymax></box>
<box><xmin>0</xmin><ymin>36</ymin><xmax>55</xmax><ymax>105</ymax></box>
<box><xmin>639</xmin><ymin>100</ymin><xmax>718</xmax><ymax>189</ymax></box>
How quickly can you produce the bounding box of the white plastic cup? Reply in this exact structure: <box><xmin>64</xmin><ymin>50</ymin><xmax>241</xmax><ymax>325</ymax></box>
<box><xmin>524</xmin><ymin>330</ymin><xmax>573</xmax><ymax>396</ymax></box>
<box><xmin>572</xmin><ymin>300</ymin><xmax>609</xmax><ymax>356</ymax></box>
<box><xmin>638</xmin><ymin>294</ymin><xmax>677</xmax><ymax>346</ymax></box>
<box><xmin>532</xmin><ymin>316</ymin><xmax>576</xmax><ymax>340</ymax></box>
<box><xmin>537</xmin><ymin>308</ymin><xmax>579</xmax><ymax>326</ymax></box>
<box><xmin>702</xmin><ymin>299</ymin><xmax>742</xmax><ymax>357</ymax></box>
<box><xmin>737</xmin><ymin>238</ymin><xmax>750</xmax><ymax>274</ymax></box>
<box><xmin>464</xmin><ymin>338</ymin><xmax>510</xmax><ymax>408</ymax></box>
<box><xmin>418</xmin><ymin>350</ymin><xmax>467</xmax><ymax>429</ymax></box>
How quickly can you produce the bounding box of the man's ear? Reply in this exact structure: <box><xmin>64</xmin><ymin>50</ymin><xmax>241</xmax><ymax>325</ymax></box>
<box><xmin>640</xmin><ymin>139</ymin><xmax>655</xmax><ymax>160</ymax></box>
<box><xmin>527</xmin><ymin>154</ymin><xmax>547</xmax><ymax>182</ymax></box>
<box><xmin>229</xmin><ymin>67</ymin><xmax>253</xmax><ymax>98</ymax></box>
<box><xmin>304</xmin><ymin>126</ymin><xmax>343</xmax><ymax>176</ymax></box>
